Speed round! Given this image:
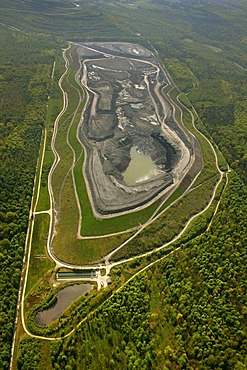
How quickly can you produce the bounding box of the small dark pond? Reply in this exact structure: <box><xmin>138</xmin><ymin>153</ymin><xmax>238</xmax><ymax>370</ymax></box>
<box><xmin>35</xmin><ymin>283</ymin><xmax>92</xmax><ymax>326</ymax></box>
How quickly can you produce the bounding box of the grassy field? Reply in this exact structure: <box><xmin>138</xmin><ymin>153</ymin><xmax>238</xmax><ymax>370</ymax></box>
<box><xmin>26</xmin><ymin>214</ymin><xmax>54</xmax><ymax>293</ymax></box>
<box><xmin>112</xmin><ymin>173</ymin><xmax>219</xmax><ymax>261</ymax></box>
<box><xmin>169</xmin><ymin>89</ymin><xmax>219</xmax><ymax>184</ymax></box>
<box><xmin>36</xmin><ymin>54</ymin><xmax>65</xmax><ymax>213</ymax></box>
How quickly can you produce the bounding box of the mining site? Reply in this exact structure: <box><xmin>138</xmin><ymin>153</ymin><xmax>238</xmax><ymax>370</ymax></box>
<box><xmin>76</xmin><ymin>42</ymin><xmax>199</xmax><ymax>217</ymax></box>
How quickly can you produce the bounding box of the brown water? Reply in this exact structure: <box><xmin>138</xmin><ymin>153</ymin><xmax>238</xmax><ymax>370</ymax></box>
<box><xmin>123</xmin><ymin>146</ymin><xmax>157</xmax><ymax>185</ymax></box>
<box><xmin>35</xmin><ymin>283</ymin><xmax>92</xmax><ymax>326</ymax></box>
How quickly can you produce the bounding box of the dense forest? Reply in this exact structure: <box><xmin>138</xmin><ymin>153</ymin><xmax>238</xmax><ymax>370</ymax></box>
<box><xmin>0</xmin><ymin>0</ymin><xmax>246</xmax><ymax>368</ymax></box>
<box><xmin>0</xmin><ymin>27</ymin><xmax>56</xmax><ymax>367</ymax></box>
<box><xmin>17</xmin><ymin>173</ymin><xmax>247</xmax><ymax>369</ymax></box>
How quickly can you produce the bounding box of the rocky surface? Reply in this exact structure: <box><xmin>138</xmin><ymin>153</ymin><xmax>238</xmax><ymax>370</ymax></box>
<box><xmin>77</xmin><ymin>42</ymin><xmax>198</xmax><ymax>217</ymax></box>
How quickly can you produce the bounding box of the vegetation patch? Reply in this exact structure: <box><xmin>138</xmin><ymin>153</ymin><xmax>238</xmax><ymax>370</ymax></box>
<box><xmin>26</xmin><ymin>214</ymin><xmax>54</xmax><ymax>293</ymax></box>
<box><xmin>111</xmin><ymin>174</ymin><xmax>219</xmax><ymax>261</ymax></box>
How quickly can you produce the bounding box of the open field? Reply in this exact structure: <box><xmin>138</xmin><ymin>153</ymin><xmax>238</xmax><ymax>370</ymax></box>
<box><xmin>26</xmin><ymin>214</ymin><xmax>54</xmax><ymax>293</ymax></box>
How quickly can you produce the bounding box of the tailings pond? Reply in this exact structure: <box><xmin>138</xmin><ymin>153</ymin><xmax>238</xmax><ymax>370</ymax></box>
<box><xmin>123</xmin><ymin>146</ymin><xmax>158</xmax><ymax>185</ymax></box>
<box><xmin>76</xmin><ymin>42</ymin><xmax>195</xmax><ymax>215</ymax></box>
<box><xmin>35</xmin><ymin>283</ymin><xmax>92</xmax><ymax>326</ymax></box>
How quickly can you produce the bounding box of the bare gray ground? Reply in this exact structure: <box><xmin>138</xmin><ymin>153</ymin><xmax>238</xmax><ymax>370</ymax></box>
<box><xmin>76</xmin><ymin>42</ymin><xmax>200</xmax><ymax>216</ymax></box>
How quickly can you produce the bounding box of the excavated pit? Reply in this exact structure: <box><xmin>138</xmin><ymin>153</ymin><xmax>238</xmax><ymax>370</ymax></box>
<box><xmin>76</xmin><ymin>42</ymin><xmax>198</xmax><ymax>217</ymax></box>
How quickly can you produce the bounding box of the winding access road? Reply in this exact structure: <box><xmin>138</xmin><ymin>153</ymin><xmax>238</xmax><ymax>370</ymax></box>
<box><xmin>14</xmin><ymin>43</ymin><xmax>229</xmax><ymax>348</ymax></box>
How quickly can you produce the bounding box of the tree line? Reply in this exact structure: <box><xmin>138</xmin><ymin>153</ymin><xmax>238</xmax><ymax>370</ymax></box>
<box><xmin>0</xmin><ymin>27</ymin><xmax>56</xmax><ymax>369</ymax></box>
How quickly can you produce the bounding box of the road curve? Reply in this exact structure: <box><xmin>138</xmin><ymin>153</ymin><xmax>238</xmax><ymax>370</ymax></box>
<box><xmin>16</xmin><ymin>43</ymin><xmax>228</xmax><ymax>346</ymax></box>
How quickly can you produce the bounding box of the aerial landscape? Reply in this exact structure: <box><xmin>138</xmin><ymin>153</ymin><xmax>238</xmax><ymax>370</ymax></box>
<box><xmin>0</xmin><ymin>0</ymin><xmax>246</xmax><ymax>369</ymax></box>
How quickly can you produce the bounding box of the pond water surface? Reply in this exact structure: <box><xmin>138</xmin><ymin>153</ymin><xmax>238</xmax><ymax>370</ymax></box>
<box><xmin>123</xmin><ymin>146</ymin><xmax>158</xmax><ymax>186</ymax></box>
<box><xmin>35</xmin><ymin>283</ymin><xmax>92</xmax><ymax>326</ymax></box>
